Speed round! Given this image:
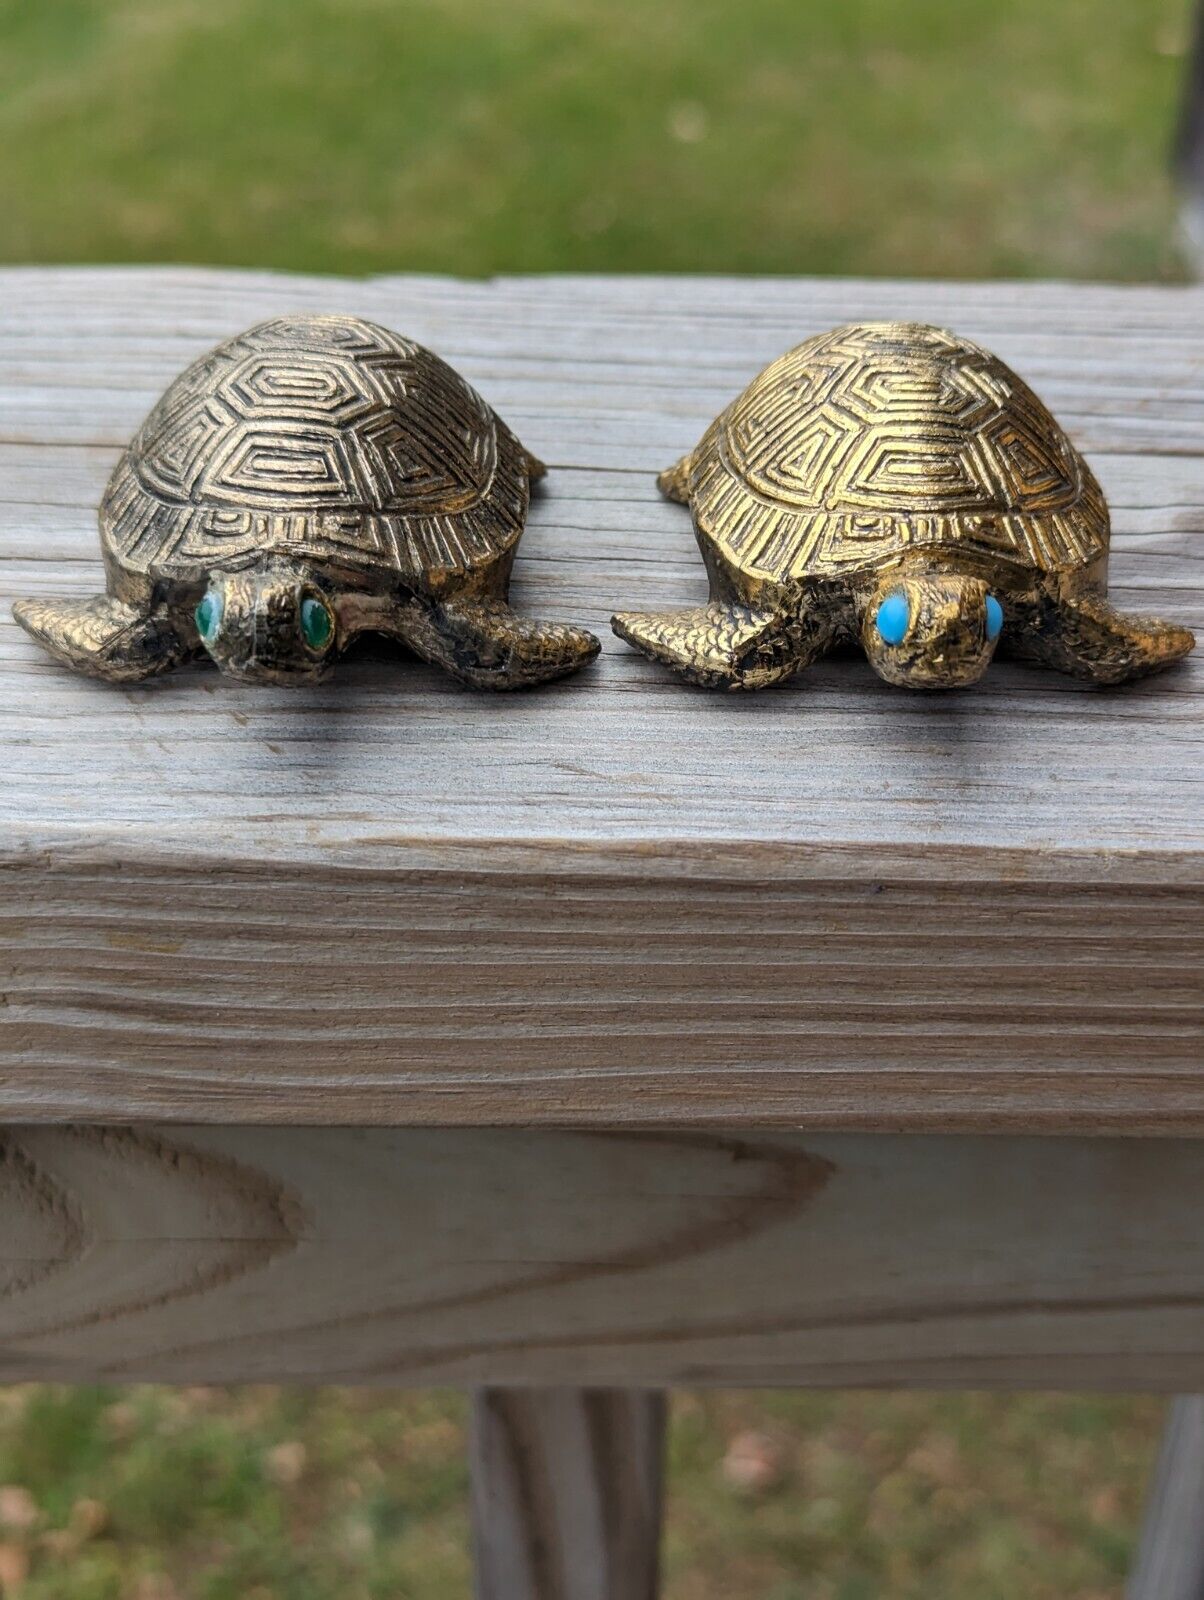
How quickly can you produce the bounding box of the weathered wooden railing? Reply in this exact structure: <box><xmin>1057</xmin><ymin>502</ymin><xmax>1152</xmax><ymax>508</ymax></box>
<box><xmin>1</xmin><ymin>268</ymin><xmax>1201</xmax><ymax>1597</ymax></box>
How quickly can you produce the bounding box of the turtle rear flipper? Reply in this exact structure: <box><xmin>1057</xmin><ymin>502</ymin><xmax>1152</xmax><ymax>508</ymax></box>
<box><xmin>397</xmin><ymin>597</ymin><xmax>599</xmax><ymax>690</ymax></box>
<box><xmin>1014</xmin><ymin>590</ymin><xmax>1195</xmax><ymax>685</ymax></box>
<box><xmin>612</xmin><ymin>601</ymin><xmax>836</xmax><ymax>690</ymax></box>
<box><xmin>12</xmin><ymin>595</ymin><xmax>197</xmax><ymax>682</ymax></box>
<box><xmin>657</xmin><ymin>454</ymin><xmax>693</xmax><ymax>505</ymax></box>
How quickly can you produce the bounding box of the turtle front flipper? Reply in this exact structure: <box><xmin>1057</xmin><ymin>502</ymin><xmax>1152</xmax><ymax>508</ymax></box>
<box><xmin>12</xmin><ymin>594</ymin><xmax>199</xmax><ymax>682</ymax></box>
<box><xmin>396</xmin><ymin>597</ymin><xmax>600</xmax><ymax>690</ymax></box>
<box><xmin>1012</xmin><ymin>588</ymin><xmax>1195</xmax><ymax>685</ymax></box>
<box><xmin>612</xmin><ymin>601</ymin><xmax>836</xmax><ymax>690</ymax></box>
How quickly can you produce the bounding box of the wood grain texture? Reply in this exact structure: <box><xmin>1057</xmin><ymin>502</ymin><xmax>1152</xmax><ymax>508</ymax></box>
<box><xmin>1</xmin><ymin>1125</ymin><xmax>1202</xmax><ymax>1389</ymax></box>
<box><xmin>1128</xmin><ymin>1397</ymin><xmax>1204</xmax><ymax>1600</ymax></box>
<box><xmin>469</xmin><ymin>1389</ymin><xmax>665</xmax><ymax>1600</ymax></box>
<box><xmin>3</xmin><ymin>846</ymin><xmax>1201</xmax><ymax>1129</ymax></box>
<box><xmin>0</xmin><ymin>269</ymin><xmax>1200</xmax><ymax>1128</ymax></box>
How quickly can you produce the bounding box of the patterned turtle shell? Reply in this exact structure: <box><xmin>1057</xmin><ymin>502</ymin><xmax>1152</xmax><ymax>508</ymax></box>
<box><xmin>686</xmin><ymin>321</ymin><xmax>1109</xmax><ymax>585</ymax></box>
<box><xmin>100</xmin><ymin>315</ymin><xmax>531</xmax><ymax>589</ymax></box>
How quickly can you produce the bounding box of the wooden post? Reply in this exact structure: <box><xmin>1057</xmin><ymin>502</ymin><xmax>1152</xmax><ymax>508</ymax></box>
<box><xmin>1178</xmin><ymin>1</ymin><xmax>1204</xmax><ymax>186</ymax></box>
<box><xmin>469</xmin><ymin>1388</ymin><xmax>667</xmax><ymax>1600</ymax></box>
<box><xmin>1127</xmin><ymin>1397</ymin><xmax>1204</xmax><ymax>1600</ymax></box>
<box><xmin>1177</xmin><ymin>0</ymin><xmax>1204</xmax><ymax>267</ymax></box>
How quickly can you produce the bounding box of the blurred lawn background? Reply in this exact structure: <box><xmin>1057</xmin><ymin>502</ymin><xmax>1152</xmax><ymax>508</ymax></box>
<box><xmin>0</xmin><ymin>0</ymin><xmax>1191</xmax><ymax>1595</ymax></box>
<box><xmin>0</xmin><ymin>1388</ymin><xmax>1167</xmax><ymax>1600</ymax></box>
<box><xmin>0</xmin><ymin>0</ymin><xmax>1194</xmax><ymax>279</ymax></box>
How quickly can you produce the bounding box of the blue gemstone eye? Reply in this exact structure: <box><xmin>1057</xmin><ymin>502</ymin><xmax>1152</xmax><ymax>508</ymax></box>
<box><xmin>875</xmin><ymin>591</ymin><xmax>910</xmax><ymax>646</ymax></box>
<box><xmin>985</xmin><ymin>594</ymin><xmax>1004</xmax><ymax>641</ymax></box>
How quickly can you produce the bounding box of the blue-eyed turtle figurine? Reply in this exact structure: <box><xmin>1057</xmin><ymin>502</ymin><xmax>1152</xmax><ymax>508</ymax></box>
<box><xmin>613</xmin><ymin>321</ymin><xmax>1194</xmax><ymax>689</ymax></box>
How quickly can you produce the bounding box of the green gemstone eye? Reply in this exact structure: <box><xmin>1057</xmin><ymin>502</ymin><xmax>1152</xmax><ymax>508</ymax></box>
<box><xmin>300</xmin><ymin>596</ymin><xmax>333</xmax><ymax>651</ymax></box>
<box><xmin>195</xmin><ymin>589</ymin><xmax>223</xmax><ymax>644</ymax></box>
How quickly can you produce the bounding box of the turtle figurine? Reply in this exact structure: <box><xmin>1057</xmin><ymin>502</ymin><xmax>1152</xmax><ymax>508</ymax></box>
<box><xmin>612</xmin><ymin>321</ymin><xmax>1195</xmax><ymax>690</ymax></box>
<box><xmin>14</xmin><ymin>314</ymin><xmax>599</xmax><ymax>688</ymax></box>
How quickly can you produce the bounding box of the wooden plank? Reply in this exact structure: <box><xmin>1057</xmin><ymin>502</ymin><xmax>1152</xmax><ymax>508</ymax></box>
<box><xmin>1128</xmin><ymin>1396</ymin><xmax>1204</xmax><ymax>1600</ymax></box>
<box><xmin>1</xmin><ymin>1125</ymin><xmax>1202</xmax><ymax>1389</ymax></box>
<box><xmin>2</xmin><ymin>845</ymin><xmax>1201</xmax><ymax>1129</ymax></box>
<box><xmin>0</xmin><ymin>268</ymin><xmax>1200</xmax><ymax>1129</ymax></box>
<box><xmin>469</xmin><ymin>1389</ymin><xmax>665</xmax><ymax>1600</ymax></box>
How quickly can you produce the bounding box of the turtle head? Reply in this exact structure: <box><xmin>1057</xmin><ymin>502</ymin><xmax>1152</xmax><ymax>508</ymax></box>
<box><xmin>862</xmin><ymin>572</ymin><xmax>1003</xmax><ymax>689</ymax></box>
<box><xmin>193</xmin><ymin>564</ymin><xmax>338</xmax><ymax>684</ymax></box>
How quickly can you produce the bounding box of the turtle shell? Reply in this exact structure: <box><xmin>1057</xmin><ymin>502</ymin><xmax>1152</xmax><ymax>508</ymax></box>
<box><xmin>99</xmin><ymin>315</ymin><xmax>531</xmax><ymax>592</ymax></box>
<box><xmin>687</xmin><ymin>322</ymin><xmax>1109</xmax><ymax>586</ymax></box>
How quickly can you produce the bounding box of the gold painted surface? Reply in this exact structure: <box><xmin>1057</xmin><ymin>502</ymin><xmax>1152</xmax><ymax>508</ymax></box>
<box><xmin>13</xmin><ymin>314</ymin><xmax>599</xmax><ymax>688</ymax></box>
<box><xmin>613</xmin><ymin>321</ymin><xmax>1195</xmax><ymax>691</ymax></box>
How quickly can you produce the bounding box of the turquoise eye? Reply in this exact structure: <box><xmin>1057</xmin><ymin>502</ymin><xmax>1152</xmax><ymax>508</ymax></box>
<box><xmin>986</xmin><ymin>594</ymin><xmax>1004</xmax><ymax>641</ymax></box>
<box><xmin>194</xmin><ymin>589</ymin><xmax>223</xmax><ymax>645</ymax></box>
<box><xmin>300</xmin><ymin>596</ymin><xmax>333</xmax><ymax>651</ymax></box>
<box><xmin>875</xmin><ymin>591</ymin><xmax>910</xmax><ymax>646</ymax></box>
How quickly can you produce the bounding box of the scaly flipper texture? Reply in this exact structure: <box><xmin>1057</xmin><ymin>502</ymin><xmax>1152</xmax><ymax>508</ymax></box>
<box><xmin>396</xmin><ymin>597</ymin><xmax>600</xmax><ymax>690</ymax></box>
<box><xmin>612</xmin><ymin>600</ymin><xmax>837</xmax><ymax>690</ymax></box>
<box><xmin>657</xmin><ymin>454</ymin><xmax>694</xmax><ymax>505</ymax></box>
<box><xmin>1012</xmin><ymin>589</ymin><xmax>1195</xmax><ymax>685</ymax></box>
<box><xmin>12</xmin><ymin>594</ymin><xmax>198</xmax><ymax>682</ymax></box>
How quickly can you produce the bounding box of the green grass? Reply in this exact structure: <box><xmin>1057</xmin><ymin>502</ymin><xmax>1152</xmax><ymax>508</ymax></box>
<box><xmin>0</xmin><ymin>0</ymin><xmax>1192</xmax><ymax>280</ymax></box>
<box><xmin>0</xmin><ymin>1388</ymin><xmax>1165</xmax><ymax>1599</ymax></box>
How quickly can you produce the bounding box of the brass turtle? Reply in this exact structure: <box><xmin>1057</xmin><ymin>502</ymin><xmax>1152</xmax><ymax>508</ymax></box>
<box><xmin>613</xmin><ymin>321</ymin><xmax>1195</xmax><ymax>690</ymax></box>
<box><xmin>14</xmin><ymin>314</ymin><xmax>599</xmax><ymax>688</ymax></box>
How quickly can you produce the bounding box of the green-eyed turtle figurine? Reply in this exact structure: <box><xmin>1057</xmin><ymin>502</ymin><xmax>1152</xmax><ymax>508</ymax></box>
<box><xmin>612</xmin><ymin>321</ymin><xmax>1195</xmax><ymax>690</ymax></box>
<box><xmin>14</xmin><ymin>314</ymin><xmax>599</xmax><ymax>688</ymax></box>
